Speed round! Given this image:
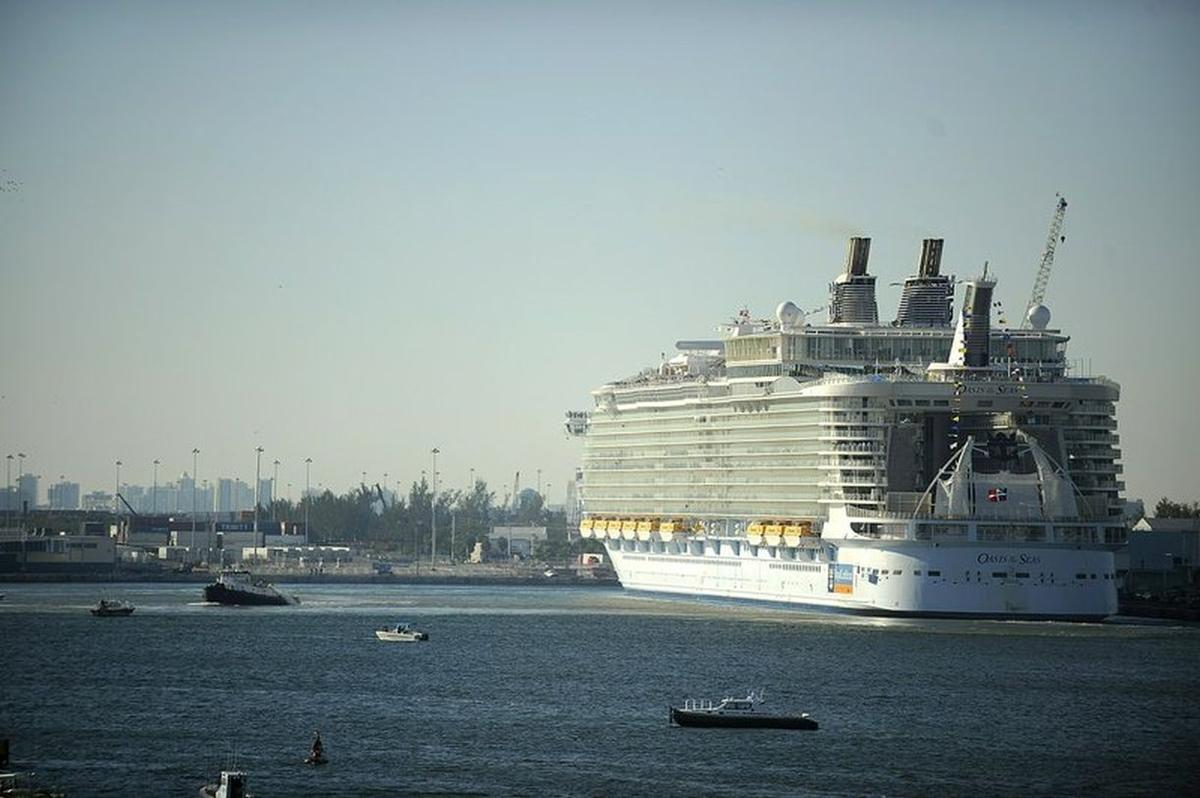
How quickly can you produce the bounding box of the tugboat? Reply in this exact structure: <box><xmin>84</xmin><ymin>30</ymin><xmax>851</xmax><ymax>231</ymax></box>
<box><xmin>199</xmin><ymin>769</ymin><xmax>250</xmax><ymax>798</ymax></box>
<box><xmin>375</xmin><ymin>623</ymin><xmax>429</xmax><ymax>642</ymax></box>
<box><xmin>90</xmin><ymin>599</ymin><xmax>135</xmax><ymax>617</ymax></box>
<box><xmin>203</xmin><ymin>569</ymin><xmax>297</xmax><ymax>606</ymax></box>
<box><xmin>669</xmin><ymin>691</ymin><xmax>818</xmax><ymax>730</ymax></box>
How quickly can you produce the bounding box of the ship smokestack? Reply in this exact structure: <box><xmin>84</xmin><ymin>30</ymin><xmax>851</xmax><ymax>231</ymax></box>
<box><xmin>830</xmin><ymin>237</ymin><xmax>879</xmax><ymax>324</ymax></box>
<box><xmin>895</xmin><ymin>238</ymin><xmax>954</xmax><ymax>327</ymax></box>
<box><xmin>918</xmin><ymin>238</ymin><xmax>943</xmax><ymax>277</ymax></box>
<box><xmin>844</xmin><ymin>237</ymin><xmax>871</xmax><ymax>277</ymax></box>
<box><xmin>947</xmin><ymin>273</ymin><xmax>995</xmax><ymax>367</ymax></box>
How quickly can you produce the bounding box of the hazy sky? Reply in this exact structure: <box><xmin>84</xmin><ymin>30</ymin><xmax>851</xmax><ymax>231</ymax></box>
<box><xmin>1</xmin><ymin>0</ymin><xmax>1197</xmax><ymax>506</ymax></box>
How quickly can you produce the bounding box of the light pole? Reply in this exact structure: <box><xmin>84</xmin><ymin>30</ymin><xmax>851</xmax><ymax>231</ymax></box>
<box><xmin>537</xmin><ymin>468</ymin><xmax>542</xmax><ymax>496</ymax></box>
<box><xmin>192</xmin><ymin>448</ymin><xmax>200</xmax><ymax>542</ymax></box>
<box><xmin>18</xmin><ymin>453</ymin><xmax>26</xmax><ymax>512</ymax></box>
<box><xmin>254</xmin><ymin>446</ymin><xmax>264</xmax><ymax>547</ymax></box>
<box><xmin>469</xmin><ymin>467</ymin><xmax>474</xmax><ymax>491</ymax></box>
<box><xmin>5</xmin><ymin>454</ymin><xmax>12</xmax><ymax>527</ymax></box>
<box><xmin>304</xmin><ymin>457</ymin><xmax>312</xmax><ymax>538</ymax></box>
<box><xmin>114</xmin><ymin>459</ymin><xmax>122</xmax><ymax>513</ymax></box>
<box><xmin>273</xmin><ymin>459</ymin><xmax>280</xmax><ymax>520</ymax></box>
<box><xmin>153</xmin><ymin>459</ymin><xmax>160</xmax><ymax>514</ymax></box>
<box><xmin>431</xmin><ymin>448</ymin><xmax>439</xmax><ymax>566</ymax></box>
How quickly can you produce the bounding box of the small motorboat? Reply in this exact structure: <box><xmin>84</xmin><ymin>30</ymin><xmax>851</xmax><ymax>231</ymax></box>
<box><xmin>669</xmin><ymin>691</ymin><xmax>817</xmax><ymax>730</ymax></box>
<box><xmin>375</xmin><ymin>623</ymin><xmax>428</xmax><ymax>642</ymax></box>
<box><xmin>199</xmin><ymin>769</ymin><xmax>251</xmax><ymax>798</ymax></box>
<box><xmin>90</xmin><ymin>599</ymin><xmax>135</xmax><ymax>617</ymax></box>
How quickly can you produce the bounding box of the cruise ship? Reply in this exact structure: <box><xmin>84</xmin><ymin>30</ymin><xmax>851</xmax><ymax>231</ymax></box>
<box><xmin>567</xmin><ymin>225</ymin><xmax>1126</xmax><ymax>620</ymax></box>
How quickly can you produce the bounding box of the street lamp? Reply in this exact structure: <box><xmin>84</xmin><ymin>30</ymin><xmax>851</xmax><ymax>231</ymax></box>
<box><xmin>192</xmin><ymin>448</ymin><xmax>200</xmax><ymax>542</ymax></box>
<box><xmin>273</xmin><ymin>459</ymin><xmax>280</xmax><ymax>520</ymax></box>
<box><xmin>114</xmin><ymin>459</ymin><xmax>122</xmax><ymax>513</ymax></box>
<box><xmin>5</xmin><ymin>454</ymin><xmax>12</xmax><ymax>527</ymax></box>
<box><xmin>469</xmin><ymin>467</ymin><xmax>474</xmax><ymax>491</ymax></box>
<box><xmin>153</xmin><ymin>459</ymin><xmax>160</xmax><ymax>514</ymax></box>
<box><xmin>431</xmin><ymin>448</ymin><xmax>439</xmax><ymax>566</ymax></box>
<box><xmin>18</xmin><ymin>453</ymin><xmax>26</xmax><ymax>512</ymax></box>
<box><xmin>304</xmin><ymin>457</ymin><xmax>312</xmax><ymax>538</ymax></box>
<box><xmin>254</xmin><ymin>447</ymin><xmax>264</xmax><ymax>547</ymax></box>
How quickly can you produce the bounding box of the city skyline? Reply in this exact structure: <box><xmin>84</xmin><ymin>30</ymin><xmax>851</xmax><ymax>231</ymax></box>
<box><xmin>2</xmin><ymin>2</ymin><xmax>1198</xmax><ymax>505</ymax></box>
<box><xmin>2</xmin><ymin>456</ymin><xmax>565</xmax><ymax>510</ymax></box>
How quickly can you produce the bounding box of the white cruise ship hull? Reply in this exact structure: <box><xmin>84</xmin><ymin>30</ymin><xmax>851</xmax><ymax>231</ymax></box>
<box><xmin>605</xmin><ymin>541</ymin><xmax>1117</xmax><ymax>620</ymax></box>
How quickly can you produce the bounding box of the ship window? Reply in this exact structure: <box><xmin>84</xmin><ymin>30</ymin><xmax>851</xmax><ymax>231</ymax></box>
<box><xmin>881</xmin><ymin>570</ymin><xmax>890</xmax><ymax>575</ymax></box>
<box><xmin>933</xmin><ymin>400</ymin><xmax>949</xmax><ymax>407</ymax></box>
<box><xmin>992</xmin><ymin>572</ymin><xmax>1007</xmax><ymax>578</ymax></box>
<box><xmin>928</xmin><ymin>570</ymin><xmax>941</xmax><ymax>577</ymax></box>
<box><xmin>914</xmin><ymin>400</ymin><xmax>930</xmax><ymax>406</ymax></box>
<box><xmin>896</xmin><ymin>400</ymin><xmax>912</xmax><ymax>406</ymax></box>
<box><xmin>913</xmin><ymin>570</ymin><xmax>922</xmax><ymax>576</ymax></box>
<box><xmin>1075</xmin><ymin>573</ymin><xmax>1087</xmax><ymax>580</ymax></box>
<box><xmin>1016</xmin><ymin>572</ymin><xmax>1030</xmax><ymax>578</ymax></box>
<box><xmin>893</xmin><ymin>570</ymin><xmax>902</xmax><ymax>576</ymax></box>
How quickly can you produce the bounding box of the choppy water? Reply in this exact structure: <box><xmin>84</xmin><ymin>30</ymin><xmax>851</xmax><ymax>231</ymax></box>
<box><xmin>1</xmin><ymin>583</ymin><xmax>1198</xmax><ymax>797</ymax></box>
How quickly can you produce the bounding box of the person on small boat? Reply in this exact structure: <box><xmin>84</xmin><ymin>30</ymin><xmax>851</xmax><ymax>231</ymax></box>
<box><xmin>311</xmin><ymin>731</ymin><xmax>323</xmax><ymax>759</ymax></box>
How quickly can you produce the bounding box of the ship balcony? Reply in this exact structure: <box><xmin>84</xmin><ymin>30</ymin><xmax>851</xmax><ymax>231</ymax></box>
<box><xmin>819</xmin><ymin>475</ymin><xmax>887</xmax><ymax>487</ymax></box>
<box><xmin>1068</xmin><ymin>463</ymin><xmax>1123</xmax><ymax>474</ymax></box>
<box><xmin>1063</xmin><ymin>431</ymin><xmax>1119</xmax><ymax>444</ymax></box>
<box><xmin>817</xmin><ymin>432</ymin><xmax>886</xmax><ymax>442</ymax></box>
<box><xmin>819</xmin><ymin>443</ymin><xmax>886</xmax><ymax>454</ymax></box>
<box><xmin>819</xmin><ymin>462</ymin><xmax>886</xmax><ymax>472</ymax></box>
<box><xmin>1067</xmin><ymin>418</ymin><xmax>1118</xmax><ymax>430</ymax></box>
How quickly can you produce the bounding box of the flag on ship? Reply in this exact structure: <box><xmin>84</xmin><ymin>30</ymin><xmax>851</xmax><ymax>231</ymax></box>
<box><xmin>987</xmin><ymin>487</ymin><xmax>1008</xmax><ymax>503</ymax></box>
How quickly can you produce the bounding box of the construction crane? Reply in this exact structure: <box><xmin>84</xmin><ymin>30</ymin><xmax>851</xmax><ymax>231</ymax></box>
<box><xmin>115</xmin><ymin>492</ymin><xmax>138</xmax><ymax>516</ymax></box>
<box><xmin>1021</xmin><ymin>194</ymin><xmax>1068</xmax><ymax>328</ymax></box>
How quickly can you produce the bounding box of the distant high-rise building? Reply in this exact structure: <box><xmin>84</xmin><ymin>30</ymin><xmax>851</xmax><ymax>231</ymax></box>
<box><xmin>217</xmin><ymin>478</ymin><xmax>235</xmax><ymax>513</ymax></box>
<box><xmin>48</xmin><ymin>480</ymin><xmax>81</xmax><ymax>510</ymax></box>
<box><xmin>17</xmin><ymin>474</ymin><xmax>39</xmax><ymax>510</ymax></box>
<box><xmin>258</xmin><ymin>478</ymin><xmax>273</xmax><ymax>509</ymax></box>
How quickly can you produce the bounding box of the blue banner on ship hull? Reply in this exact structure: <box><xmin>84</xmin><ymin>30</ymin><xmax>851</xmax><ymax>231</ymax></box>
<box><xmin>828</xmin><ymin>563</ymin><xmax>854</xmax><ymax>595</ymax></box>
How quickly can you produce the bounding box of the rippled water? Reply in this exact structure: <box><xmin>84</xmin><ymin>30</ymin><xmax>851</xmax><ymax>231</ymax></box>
<box><xmin>2</xmin><ymin>583</ymin><xmax>1198</xmax><ymax>796</ymax></box>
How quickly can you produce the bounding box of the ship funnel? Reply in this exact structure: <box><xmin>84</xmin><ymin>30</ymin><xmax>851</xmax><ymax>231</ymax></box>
<box><xmin>895</xmin><ymin>238</ymin><xmax>954</xmax><ymax>327</ymax></box>
<box><xmin>844</xmin><ymin>237</ymin><xmax>871</xmax><ymax>277</ymax></box>
<box><xmin>830</xmin><ymin>237</ymin><xmax>879</xmax><ymax>324</ymax></box>
<box><xmin>918</xmin><ymin>238</ymin><xmax>944</xmax><ymax>277</ymax></box>
<box><xmin>947</xmin><ymin>273</ymin><xmax>995</xmax><ymax>367</ymax></box>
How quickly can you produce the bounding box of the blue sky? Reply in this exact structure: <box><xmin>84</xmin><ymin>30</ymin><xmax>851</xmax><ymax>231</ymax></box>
<box><xmin>1</xmin><ymin>0</ymin><xmax>1197</xmax><ymax>505</ymax></box>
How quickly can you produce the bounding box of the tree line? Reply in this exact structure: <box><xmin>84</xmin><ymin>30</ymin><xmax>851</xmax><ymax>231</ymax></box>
<box><xmin>266</xmin><ymin>478</ymin><xmax>600</xmax><ymax>562</ymax></box>
<box><xmin>1154</xmin><ymin>498</ymin><xmax>1200</xmax><ymax>519</ymax></box>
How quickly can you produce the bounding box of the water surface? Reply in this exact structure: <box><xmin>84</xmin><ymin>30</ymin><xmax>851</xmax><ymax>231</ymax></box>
<box><xmin>2</xmin><ymin>583</ymin><xmax>1197</xmax><ymax>796</ymax></box>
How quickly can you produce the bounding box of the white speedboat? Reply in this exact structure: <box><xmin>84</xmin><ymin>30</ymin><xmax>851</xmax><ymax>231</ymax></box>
<box><xmin>200</xmin><ymin>769</ymin><xmax>251</xmax><ymax>798</ymax></box>
<box><xmin>375</xmin><ymin>623</ymin><xmax>428</xmax><ymax>642</ymax></box>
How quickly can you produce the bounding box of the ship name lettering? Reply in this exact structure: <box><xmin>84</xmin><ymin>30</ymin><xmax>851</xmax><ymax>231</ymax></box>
<box><xmin>977</xmin><ymin>552</ymin><xmax>1042</xmax><ymax>565</ymax></box>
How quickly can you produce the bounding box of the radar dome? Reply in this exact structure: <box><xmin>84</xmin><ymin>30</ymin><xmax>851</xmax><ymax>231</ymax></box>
<box><xmin>1026</xmin><ymin>304</ymin><xmax>1051</xmax><ymax>330</ymax></box>
<box><xmin>775</xmin><ymin>301</ymin><xmax>805</xmax><ymax>329</ymax></box>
